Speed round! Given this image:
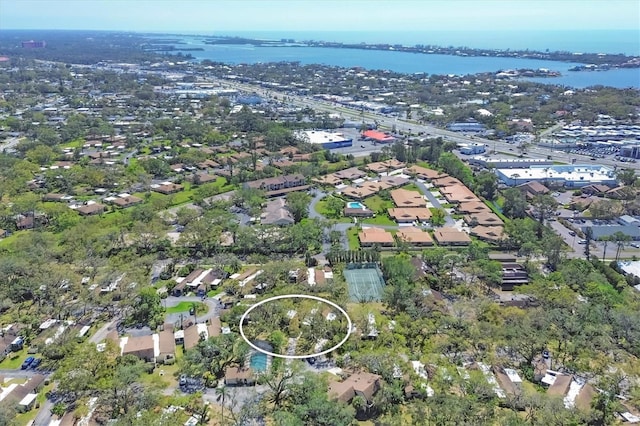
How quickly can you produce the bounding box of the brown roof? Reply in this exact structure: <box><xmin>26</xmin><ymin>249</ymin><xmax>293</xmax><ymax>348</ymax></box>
<box><xmin>405</xmin><ymin>165</ymin><xmax>444</xmax><ymax>180</ymax></box>
<box><xmin>433</xmin><ymin>227</ymin><xmax>472</xmax><ymax>245</ymax></box>
<box><xmin>329</xmin><ymin>371</ymin><xmax>381</xmax><ymax>403</ymax></box>
<box><xmin>76</xmin><ymin>203</ymin><xmax>105</xmax><ymax>215</ymax></box>
<box><xmin>184</xmin><ymin>269</ymin><xmax>204</xmax><ymax>283</ymax></box>
<box><xmin>366</xmin><ymin>159</ymin><xmax>405</xmax><ymax>173</ymax></box>
<box><xmin>469</xmin><ymin>225</ymin><xmax>505</xmax><ymax>242</ymax></box>
<box><xmin>547</xmin><ymin>374</ymin><xmax>572</xmax><ymax>396</ymax></box>
<box><xmin>333</xmin><ymin>167</ymin><xmax>367</xmax><ymax>180</ymax></box>
<box><xmin>208</xmin><ymin>317</ymin><xmax>221</xmax><ymax>338</ymax></box>
<box><xmin>183</xmin><ymin>325</ymin><xmax>204</xmax><ymax>350</ymax></box>
<box><xmin>464</xmin><ymin>212</ymin><xmax>504</xmax><ymax>226</ymax></box>
<box><xmin>123</xmin><ymin>335</ymin><xmax>154</xmax><ymax>354</ymax></box>
<box><xmin>457</xmin><ymin>201</ymin><xmax>491</xmax><ymax>214</ymax></box>
<box><xmin>359</xmin><ymin>227</ymin><xmax>395</xmax><ymax>246</ymax></box>
<box><xmin>225</xmin><ymin>366</ymin><xmax>252</xmax><ymax>380</ymax></box>
<box><xmin>112</xmin><ymin>195</ymin><xmax>143</xmax><ymax>207</ymax></box>
<box><xmin>391</xmin><ymin>189</ymin><xmax>427</xmax><ymax>208</ymax></box>
<box><xmin>432</xmin><ymin>175</ymin><xmax>460</xmax><ymax>187</ymax></box>
<box><xmin>575</xmin><ymin>383</ymin><xmax>596</xmax><ymax>411</ymax></box>
<box><xmin>441</xmin><ymin>184</ymin><xmax>479</xmax><ymax>204</ymax></box>
<box><xmin>158</xmin><ymin>330</ymin><xmax>175</xmax><ymax>355</ymax></box>
<box><xmin>396</xmin><ymin>227</ymin><xmax>434</xmax><ymax>245</ymax></box>
<box><xmin>388</xmin><ymin>207</ymin><xmax>432</xmax><ymax>222</ymax></box>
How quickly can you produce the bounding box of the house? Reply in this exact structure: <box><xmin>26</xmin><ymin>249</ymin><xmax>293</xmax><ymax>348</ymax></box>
<box><xmin>494</xmin><ymin>367</ymin><xmax>522</xmax><ymax>397</ymax></box>
<box><xmin>76</xmin><ymin>202</ymin><xmax>106</xmax><ymax>216</ymax></box>
<box><xmin>183</xmin><ymin>323</ymin><xmax>208</xmax><ymax>350</ymax></box>
<box><xmin>152</xmin><ymin>182</ymin><xmax>184</xmax><ymax>194</ymax></box>
<box><xmin>5</xmin><ymin>374</ymin><xmax>45</xmax><ymax>412</ymax></box>
<box><xmin>193</xmin><ymin>173</ymin><xmax>218</xmax><ymax>184</ymax></box>
<box><xmin>261</xmin><ymin>198</ymin><xmax>294</xmax><ymax>226</ymax></box>
<box><xmin>390</xmin><ymin>189</ymin><xmax>427</xmax><ymax>208</ymax></box>
<box><xmin>547</xmin><ymin>374</ymin><xmax>573</xmax><ymax>397</ymax></box>
<box><xmin>313</xmin><ymin>174</ymin><xmax>343</xmax><ymax>186</ymax></box>
<box><xmin>440</xmin><ymin>184</ymin><xmax>479</xmax><ymax>204</ymax></box>
<box><xmin>110</xmin><ymin>195</ymin><xmax>143</xmax><ymax>208</ymax></box>
<box><xmin>243</xmin><ymin>174</ymin><xmax>309</xmax><ymax>197</ymax></box>
<box><xmin>366</xmin><ymin>159</ymin><xmax>405</xmax><ymax>174</ymax></box>
<box><xmin>224</xmin><ymin>366</ymin><xmax>254</xmax><ymax>386</ymax></box>
<box><xmin>359</xmin><ymin>227</ymin><xmax>395</xmax><ymax>247</ymax></box>
<box><xmin>517</xmin><ymin>181</ymin><xmax>550</xmax><ymax>199</ymax></box>
<box><xmin>396</xmin><ymin>227</ymin><xmax>434</xmax><ymax>246</ymax></box>
<box><xmin>581</xmin><ymin>184</ymin><xmax>610</xmax><ymax>195</ymax></box>
<box><xmin>388</xmin><ymin>207</ymin><xmax>432</xmax><ymax>223</ymax></box>
<box><xmin>469</xmin><ymin>225</ymin><xmax>505</xmax><ymax>243</ymax></box>
<box><xmin>333</xmin><ymin>167</ymin><xmax>367</xmax><ymax>181</ymax></box>
<box><xmin>433</xmin><ymin>227</ymin><xmax>471</xmax><ymax>246</ymax></box>
<box><xmin>457</xmin><ymin>201</ymin><xmax>492</xmax><ymax>214</ymax></box>
<box><xmin>328</xmin><ymin>371</ymin><xmax>381</xmax><ymax>404</ymax></box>
<box><xmin>157</xmin><ymin>330</ymin><xmax>176</xmax><ymax>364</ymax></box>
<box><xmin>343</xmin><ymin>207</ymin><xmax>375</xmax><ymax>218</ymax></box>
<box><xmin>464</xmin><ymin>212</ymin><xmax>504</xmax><ymax>227</ymax></box>
<box><xmin>122</xmin><ymin>335</ymin><xmax>155</xmax><ymax>361</ymax></box>
<box><xmin>405</xmin><ymin>165</ymin><xmax>445</xmax><ymax>181</ymax></box>
<box><xmin>43</xmin><ymin>193</ymin><xmax>72</xmax><ymax>202</ymax></box>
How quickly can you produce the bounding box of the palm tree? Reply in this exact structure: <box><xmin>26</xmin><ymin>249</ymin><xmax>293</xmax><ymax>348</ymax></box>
<box><xmin>215</xmin><ymin>385</ymin><xmax>228</xmax><ymax>424</ymax></box>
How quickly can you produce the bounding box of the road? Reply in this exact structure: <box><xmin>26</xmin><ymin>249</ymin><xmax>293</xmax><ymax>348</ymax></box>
<box><xmin>163</xmin><ymin>295</ymin><xmax>221</xmax><ymax>325</ymax></box>
<box><xmin>219</xmin><ymin>80</ymin><xmax>640</xmax><ymax>171</ymax></box>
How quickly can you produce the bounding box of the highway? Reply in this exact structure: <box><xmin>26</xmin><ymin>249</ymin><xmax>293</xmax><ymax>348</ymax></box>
<box><xmin>218</xmin><ymin>80</ymin><xmax>640</xmax><ymax>171</ymax></box>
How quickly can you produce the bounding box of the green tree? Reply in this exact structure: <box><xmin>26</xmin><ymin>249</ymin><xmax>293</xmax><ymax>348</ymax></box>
<box><xmin>474</xmin><ymin>171</ymin><xmax>498</xmax><ymax>201</ymax></box>
<box><xmin>286</xmin><ymin>191</ymin><xmax>312</xmax><ymax>223</ymax></box>
<box><xmin>616</xmin><ymin>168</ymin><xmax>637</xmax><ymax>186</ymax></box>
<box><xmin>430</xmin><ymin>208</ymin><xmax>446</xmax><ymax>226</ymax></box>
<box><xmin>531</xmin><ymin>193</ymin><xmax>558</xmax><ymax>238</ymax></box>
<box><xmin>502</xmin><ymin>188</ymin><xmax>527</xmax><ymax>219</ymax></box>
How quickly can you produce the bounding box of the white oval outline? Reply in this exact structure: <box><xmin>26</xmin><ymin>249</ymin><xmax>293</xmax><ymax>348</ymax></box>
<box><xmin>239</xmin><ymin>294</ymin><xmax>352</xmax><ymax>359</ymax></box>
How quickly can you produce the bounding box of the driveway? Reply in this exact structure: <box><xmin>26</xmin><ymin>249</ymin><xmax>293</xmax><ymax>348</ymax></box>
<box><xmin>414</xmin><ymin>180</ymin><xmax>455</xmax><ymax>226</ymax></box>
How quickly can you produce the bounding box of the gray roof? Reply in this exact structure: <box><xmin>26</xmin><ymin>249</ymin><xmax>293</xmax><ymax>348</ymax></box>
<box><xmin>583</xmin><ymin>225</ymin><xmax>640</xmax><ymax>240</ymax></box>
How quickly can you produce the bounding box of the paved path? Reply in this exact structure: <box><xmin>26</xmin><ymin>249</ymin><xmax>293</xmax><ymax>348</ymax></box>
<box><xmin>414</xmin><ymin>180</ymin><xmax>456</xmax><ymax>226</ymax></box>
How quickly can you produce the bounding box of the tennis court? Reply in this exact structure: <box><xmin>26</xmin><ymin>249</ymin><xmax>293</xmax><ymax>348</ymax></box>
<box><xmin>344</xmin><ymin>266</ymin><xmax>386</xmax><ymax>302</ymax></box>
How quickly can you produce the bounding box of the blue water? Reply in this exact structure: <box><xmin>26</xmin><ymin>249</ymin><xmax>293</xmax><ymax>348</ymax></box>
<box><xmin>347</xmin><ymin>202</ymin><xmax>366</xmax><ymax>209</ymax></box>
<box><xmin>166</xmin><ymin>31</ymin><xmax>640</xmax><ymax>88</ymax></box>
<box><xmin>249</xmin><ymin>352</ymin><xmax>268</xmax><ymax>372</ymax></box>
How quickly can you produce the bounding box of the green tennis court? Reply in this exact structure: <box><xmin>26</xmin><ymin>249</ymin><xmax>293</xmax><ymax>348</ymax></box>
<box><xmin>344</xmin><ymin>266</ymin><xmax>385</xmax><ymax>302</ymax></box>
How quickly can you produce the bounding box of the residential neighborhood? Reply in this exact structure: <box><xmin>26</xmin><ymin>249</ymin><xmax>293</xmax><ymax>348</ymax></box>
<box><xmin>0</xmin><ymin>27</ymin><xmax>639</xmax><ymax>426</ymax></box>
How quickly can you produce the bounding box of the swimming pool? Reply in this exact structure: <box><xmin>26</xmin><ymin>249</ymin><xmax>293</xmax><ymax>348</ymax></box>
<box><xmin>249</xmin><ymin>352</ymin><xmax>268</xmax><ymax>372</ymax></box>
<box><xmin>347</xmin><ymin>201</ymin><xmax>366</xmax><ymax>209</ymax></box>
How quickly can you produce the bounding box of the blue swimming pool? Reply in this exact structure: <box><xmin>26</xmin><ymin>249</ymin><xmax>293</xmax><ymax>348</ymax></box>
<box><xmin>347</xmin><ymin>201</ymin><xmax>366</xmax><ymax>209</ymax></box>
<box><xmin>250</xmin><ymin>352</ymin><xmax>268</xmax><ymax>372</ymax></box>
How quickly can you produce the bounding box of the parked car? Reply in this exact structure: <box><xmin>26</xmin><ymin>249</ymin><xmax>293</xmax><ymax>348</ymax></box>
<box><xmin>631</xmin><ymin>243</ymin><xmax>640</xmax><ymax>249</ymax></box>
<box><xmin>569</xmin><ymin>231</ymin><xmax>576</xmax><ymax>236</ymax></box>
<box><xmin>30</xmin><ymin>358</ymin><xmax>42</xmax><ymax>369</ymax></box>
<box><xmin>21</xmin><ymin>356</ymin><xmax>34</xmax><ymax>370</ymax></box>
<box><xmin>578</xmin><ymin>240</ymin><xmax>587</xmax><ymax>244</ymax></box>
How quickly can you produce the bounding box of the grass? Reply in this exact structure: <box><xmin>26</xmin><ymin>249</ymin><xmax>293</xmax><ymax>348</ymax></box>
<box><xmin>165</xmin><ymin>301</ymin><xmax>207</xmax><ymax>315</ymax></box>
<box><xmin>207</xmin><ymin>287</ymin><xmax>224</xmax><ymax>298</ymax></box>
<box><xmin>402</xmin><ymin>183</ymin><xmax>422</xmax><ymax>193</ymax></box>
<box><xmin>363</xmin><ymin>195</ymin><xmax>394</xmax><ymax>214</ymax></box>
<box><xmin>0</xmin><ymin>349</ymin><xmax>29</xmax><ymax>369</ymax></box>
<box><xmin>361</xmin><ymin>215</ymin><xmax>396</xmax><ymax>226</ymax></box>
<box><xmin>139</xmin><ymin>362</ymin><xmax>181</xmax><ymax>390</ymax></box>
<box><xmin>347</xmin><ymin>226</ymin><xmax>360</xmax><ymax>250</ymax></box>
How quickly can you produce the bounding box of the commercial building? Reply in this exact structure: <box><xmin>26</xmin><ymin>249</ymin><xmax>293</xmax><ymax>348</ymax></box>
<box><xmin>495</xmin><ymin>165</ymin><xmax>617</xmax><ymax>188</ymax></box>
<box><xmin>361</xmin><ymin>130</ymin><xmax>396</xmax><ymax>143</ymax></box>
<box><xmin>447</xmin><ymin>122</ymin><xmax>486</xmax><ymax>133</ymax></box>
<box><xmin>459</xmin><ymin>143</ymin><xmax>486</xmax><ymax>155</ymax></box>
<box><xmin>298</xmin><ymin>130</ymin><xmax>353</xmax><ymax>149</ymax></box>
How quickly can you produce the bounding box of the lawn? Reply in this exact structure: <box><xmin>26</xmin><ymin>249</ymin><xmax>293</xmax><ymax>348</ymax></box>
<box><xmin>402</xmin><ymin>183</ymin><xmax>422</xmax><ymax>193</ymax></box>
<box><xmin>314</xmin><ymin>198</ymin><xmax>352</xmax><ymax>222</ymax></box>
<box><xmin>139</xmin><ymin>362</ymin><xmax>181</xmax><ymax>390</ymax></box>
<box><xmin>363</xmin><ymin>195</ymin><xmax>394</xmax><ymax>214</ymax></box>
<box><xmin>207</xmin><ymin>287</ymin><xmax>224</xmax><ymax>298</ymax></box>
<box><xmin>347</xmin><ymin>226</ymin><xmax>360</xmax><ymax>250</ymax></box>
<box><xmin>361</xmin><ymin>215</ymin><xmax>396</xmax><ymax>226</ymax></box>
<box><xmin>165</xmin><ymin>301</ymin><xmax>207</xmax><ymax>315</ymax></box>
<box><xmin>0</xmin><ymin>349</ymin><xmax>29</xmax><ymax>370</ymax></box>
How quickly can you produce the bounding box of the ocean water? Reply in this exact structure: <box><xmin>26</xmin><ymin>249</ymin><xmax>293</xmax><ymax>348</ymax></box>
<box><xmin>168</xmin><ymin>30</ymin><xmax>640</xmax><ymax>88</ymax></box>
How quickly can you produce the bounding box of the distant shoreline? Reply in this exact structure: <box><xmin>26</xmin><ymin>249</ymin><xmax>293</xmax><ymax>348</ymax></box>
<box><xmin>195</xmin><ymin>35</ymin><xmax>639</xmax><ymax>70</ymax></box>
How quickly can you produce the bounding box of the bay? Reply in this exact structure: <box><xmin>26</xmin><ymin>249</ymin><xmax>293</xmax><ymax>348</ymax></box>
<box><xmin>160</xmin><ymin>32</ymin><xmax>640</xmax><ymax>89</ymax></box>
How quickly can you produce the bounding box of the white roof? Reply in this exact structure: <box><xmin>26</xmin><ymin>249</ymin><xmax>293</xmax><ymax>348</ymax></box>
<box><xmin>504</xmin><ymin>368</ymin><xmax>522</xmax><ymax>384</ymax></box>
<box><xmin>19</xmin><ymin>393</ymin><xmax>37</xmax><ymax>406</ymax></box>
<box><xmin>299</xmin><ymin>130</ymin><xmax>351</xmax><ymax>145</ymax></box>
<box><xmin>621</xmin><ymin>412</ymin><xmax>640</xmax><ymax>423</ymax></box>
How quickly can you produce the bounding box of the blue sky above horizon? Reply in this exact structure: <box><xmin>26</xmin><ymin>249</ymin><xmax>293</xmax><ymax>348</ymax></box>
<box><xmin>0</xmin><ymin>0</ymin><xmax>638</xmax><ymax>32</ymax></box>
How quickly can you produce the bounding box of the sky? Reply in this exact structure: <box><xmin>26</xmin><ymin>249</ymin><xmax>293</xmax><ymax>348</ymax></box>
<box><xmin>0</xmin><ymin>0</ymin><xmax>638</xmax><ymax>33</ymax></box>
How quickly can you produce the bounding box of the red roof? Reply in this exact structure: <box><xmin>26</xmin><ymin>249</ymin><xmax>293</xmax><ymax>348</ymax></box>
<box><xmin>362</xmin><ymin>130</ymin><xmax>395</xmax><ymax>142</ymax></box>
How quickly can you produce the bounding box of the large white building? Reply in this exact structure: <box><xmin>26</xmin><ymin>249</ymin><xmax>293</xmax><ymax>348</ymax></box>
<box><xmin>298</xmin><ymin>130</ymin><xmax>353</xmax><ymax>149</ymax></box>
<box><xmin>495</xmin><ymin>165</ymin><xmax>617</xmax><ymax>188</ymax></box>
